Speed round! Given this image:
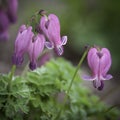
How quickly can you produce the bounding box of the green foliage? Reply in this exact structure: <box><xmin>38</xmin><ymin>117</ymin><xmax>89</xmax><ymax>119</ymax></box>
<box><xmin>0</xmin><ymin>58</ymin><xmax>119</xmax><ymax>120</ymax></box>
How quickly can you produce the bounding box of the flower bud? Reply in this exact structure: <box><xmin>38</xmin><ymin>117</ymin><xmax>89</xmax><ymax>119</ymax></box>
<box><xmin>12</xmin><ymin>25</ymin><xmax>33</xmax><ymax>65</ymax></box>
<box><xmin>0</xmin><ymin>10</ymin><xmax>9</xmax><ymax>32</ymax></box>
<box><xmin>7</xmin><ymin>0</ymin><xmax>18</xmax><ymax>23</ymax></box>
<box><xmin>28</xmin><ymin>33</ymin><xmax>45</xmax><ymax>70</ymax></box>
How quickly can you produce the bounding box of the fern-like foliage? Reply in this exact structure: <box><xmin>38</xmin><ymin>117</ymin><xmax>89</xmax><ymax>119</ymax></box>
<box><xmin>0</xmin><ymin>58</ymin><xmax>119</xmax><ymax>120</ymax></box>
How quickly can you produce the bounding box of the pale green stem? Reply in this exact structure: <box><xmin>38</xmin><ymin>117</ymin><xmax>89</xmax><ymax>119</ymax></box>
<box><xmin>8</xmin><ymin>65</ymin><xmax>16</xmax><ymax>94</ymax></box>
<box><xmin>21</xmin><ymin>62</ymin><xmax>29</xmax><ymax>76</ymax></box>
<box><xmin>104</xmin><ymin>104</ymin><xmax>120</xmax><ymax>113</ymax></box>
<box><xmin>53</xmin><ymin>49</ymin><xmax>88</xmax><ymax>120</ymax></box>
<box><xmin>7</xmin><ymin>65</ymin><xmax>16</xmax><ymax>105</ymax></box>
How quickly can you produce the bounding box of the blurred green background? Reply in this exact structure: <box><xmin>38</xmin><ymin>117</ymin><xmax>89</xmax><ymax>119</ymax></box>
<box><xmin>0</xmin><ymin>0</ymin><xmax>120</xmax><ymax>107</ymax></box>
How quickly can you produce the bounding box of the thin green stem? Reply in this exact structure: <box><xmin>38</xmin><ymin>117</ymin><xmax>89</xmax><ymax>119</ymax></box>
<box><xmin>66</xmin><ymin>49</ymin><xmax>88</xmax><ymax>95</ymax></box>
<box><xmin>104</xmin><ymin>104</ymin><xmax>119</xmax><ymax>113</ymax></box>
<box><xmin>8</xmin><ymin>65</ymin><xmax>16</xmax><ymax>93</ymax></box>
<box><xmin>21</xmin><ymin>62</ymin><xmax>29</xmax><ymax>76</ymax></box>
<box><xmin>53</xmin><ymin>49</ymin><xmax>88</xmax><ymax>120</ymax></box>
<box><xmin>6</xmin><ymin>65</ymin><xmax>16</xmax><ymax>108</ymax></box>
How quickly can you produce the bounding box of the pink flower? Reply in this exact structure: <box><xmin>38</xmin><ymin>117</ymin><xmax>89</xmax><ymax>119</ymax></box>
<box><xmin>0</xmin><ymin>10</ymin><xmax>9</xmax><ymax>41</ymax></box>
<box><xmin>12</xmin><ymin>25</ymin><xmax>34</xmax><ymax>65</ymax></box>
<box><xmin>40</xmin><ymin>14</ymin><xmax>67</xmax><ymax>56</ymax></box>
<box><xmin>0</xmin><ymin>10</ymin><xmax>9</xmax><ymax>32</ymax></box>
<box><xmin>83</xmin><ymin>47</ymin><xmax>113</xmax><ymax>90</ymax></box>
<box><xmin>28</xmin><ymin>34</ymin><xmax>45</xmax><ymax>70</ymax></box>
<box><xmin>0</xmin><ymin>0</ymin><xmax>18</xmax><ymax>40</ymax></box>
<box><xmin>7</xmin><ymin>0</ymin><xmax>18</xmax><ymax>23</ymax></box>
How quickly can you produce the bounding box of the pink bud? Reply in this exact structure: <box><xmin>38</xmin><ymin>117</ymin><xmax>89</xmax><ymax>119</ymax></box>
<box><xmin>7</xmin><ymin>0</ymin><xmax>18</xmax><ymax>23</ymax></box>
<box><xmin>28</xmin><ymin>34</ymin><xmax>45</xmax><ymax>70</ymax></box>
<box><xmin>0</xmin><ymin>10</ymin><xmax>9</xmax><ymax>33</ymax></box>
<box><xmin>12</xmin><ymin>25</ymin><xmax>34</xmax><ymax>65</ymax></box>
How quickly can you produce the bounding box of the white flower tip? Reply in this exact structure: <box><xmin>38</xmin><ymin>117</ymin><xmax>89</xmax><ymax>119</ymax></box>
<box><xmin>61</xmin><ymin>36</ymin><xmax>67</xmax><ymax>45</ymax></box>
<box><xmin>45</xmin><ymin>41</ymin><xmax>54</xmax><ymax>49</ymax></box>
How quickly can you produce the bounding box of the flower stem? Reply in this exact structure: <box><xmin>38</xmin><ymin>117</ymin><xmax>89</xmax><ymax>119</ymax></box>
<box><xmin>8</xmin><ymin>65</ymin><xmax>16</xmax><ymax>93</ymax></box>
<box><xmin>53</xmin><ymin>48</ymin><xmax>88</xmax><ymax>120</ymax></box>
<box><xmin>21</xmin><ymin>62</ymin><xmax>29</xmax><ymax>76</ymax></box>
<box><xmin>104</xmin><ymin>104</ymin><xmax>120</xmax><ymax>113</ymax></box>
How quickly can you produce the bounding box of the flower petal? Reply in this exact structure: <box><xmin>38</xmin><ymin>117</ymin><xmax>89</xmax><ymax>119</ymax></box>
<box><xmin>61</xmin><ymin>36</ymin><xmax>67</xmax><ymax>45</ymax></box>
<box><xmin>101</xmin><ymin>74</ymin><xmax>113</xmax><ymax>80</ymax></box>
<box><xmin>87</xmin><ymin>48</ymin><xmax>99</xmax><ymax>75</ymax></box>
<box><xmin>45</xmin><ymin>41</ymin><xmax>54</xmax><ymax>49</ymax></box>
<box><xmin>29</xmin><ymin>62</ymin><xmax>37</xmax><ymax>70</ymax></box>
<box><xmin>100</xmin><ymin>48</ymin><xmax>112</xmax><ymax>76</ymax></box>
<box><xmin>54</xmin><ymin>46</ymin><xmax>63</xmax><ymax>56</ymax></box>
<box><xmin>98</xmin><ymin>81</ymin><xmax>104</xmax><ymax>91</ymax></box>
<box><xmin>40</xmin><ymin>16</ymin><xmax>49</xmax><ymax>37</ymax></box>
<box><xmin>82</xmin><ymin>75</ymin><xmax>96</xmax><ymax>81</ymax></box>
<box><xmin>18</xmin><ymin>24</ymin><xmax>26</xmax><ymax>33</ymax></box>
<box><xmin>12</xmin><ymin>53</ymin><xmax>24</xmax><ymax>65</ymax></box>
<box><xmin>93</xmin><ymin>79</ymin><xmax>101</xmax><ymax>89</ymax></box>
<box><xmin>15</xmin><ymin>26</ymin><xmax>33</xmax><ymax>55</ymax></box>
<box><xmin>28</xmin><ymin>34</ymin><xmax>45</xmax><ymax>63</ymax></box>
<box><xmin>47</xmin><ymin>14</ymin><xmax>61</xmax><ymax>45</ymax></box>
<box><xmin>13</xmin><ymin>25</ymin><xmax>33</xmax><ymax>65</ymax></box>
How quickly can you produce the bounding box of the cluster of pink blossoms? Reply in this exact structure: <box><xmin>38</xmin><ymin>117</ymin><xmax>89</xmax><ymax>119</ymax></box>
<box><xmin>0</xmin><ymin>0</ymin><xmax>18</xmax><ymax>40</ymax></box>
<box><xmin>12</xmin><ymin>13</ymin><xmax>67</xmax><ymax>70</ymax></box>
<box><xmin>12</xmin><ymin>10</ymin><xmax>112</xmax><ymax>90</ymax></box>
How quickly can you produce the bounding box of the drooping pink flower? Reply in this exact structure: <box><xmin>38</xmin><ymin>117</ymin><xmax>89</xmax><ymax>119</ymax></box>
<box><xmin>0</xmin><ymin>0</ymin><xmax>18</xmax><ymax>41</ymax></box>
<box><xmin>28</xmin><ymin>33</ymin><xmax>45</xmax><ymax>70</ymax></box>
<box><xmin>0</xmin><ymin>10</ymin><xmax>10</xmax><ymax>41</ymax></box>
<box><xmin>7</xmin><ymin>0</ymin><xmax>18</xmax><ymax>23</ymax></box>
<box><xmin>12</xmin><ymin>25</ymin><xmax>34</xmax><ymax>65</ymax></box>
<box><xmin>83</xmin><ymin>47</ymin><xmax>113</xmax><ymax>90</ymax></box>
<box><xmin>0</xmin><ymin>10</ymin><xmax>9</xmax><ymax>34</ymax></box>
<box><xmin>40</xmin><ymin>14</ymin><xmax>67</xmax><ymax>56</ymax></box>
